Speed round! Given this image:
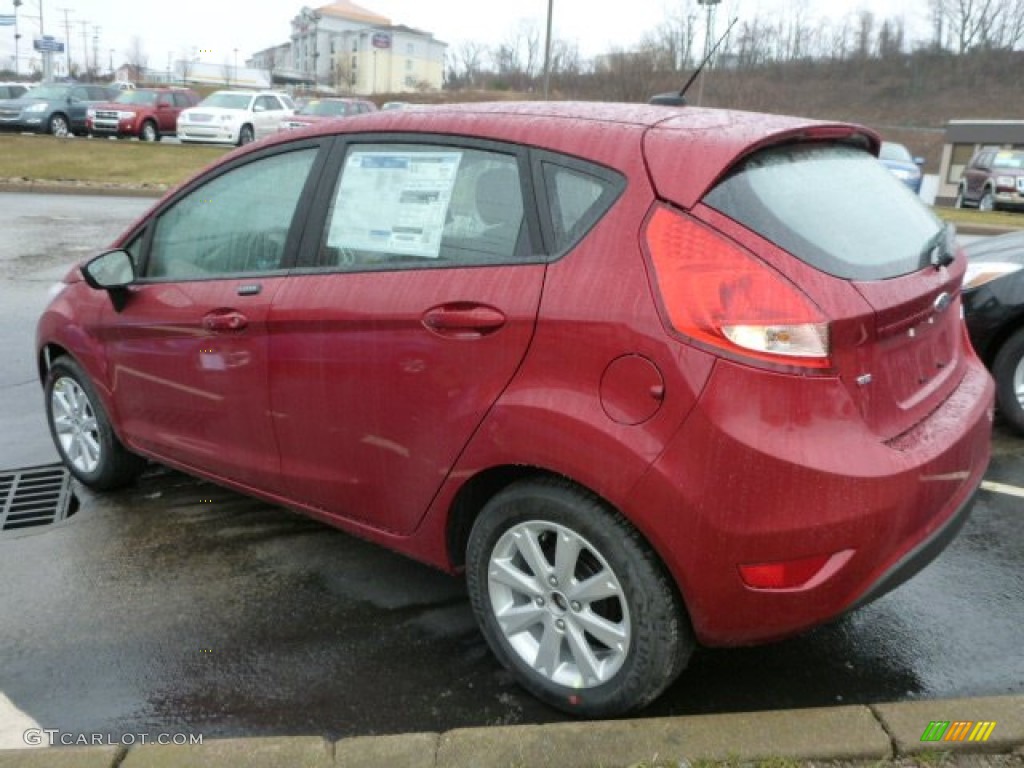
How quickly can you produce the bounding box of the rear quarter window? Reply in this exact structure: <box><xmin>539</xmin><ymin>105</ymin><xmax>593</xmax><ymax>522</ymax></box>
<box><xmin>704</xmin><ymin>143</ymin><xmax>942</xmax><ymax>280</ymax></box>
<box><xmin>540</xmin><ymin>158</ymin><xmax>625</xmax><ymax>255</ymax></box>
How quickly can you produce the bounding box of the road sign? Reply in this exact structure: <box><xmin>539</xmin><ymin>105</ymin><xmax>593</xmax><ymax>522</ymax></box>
<box><xmin>371</xmin><ymin>32</ymin><xmax>391</xmax><ymax>49</ymax></box>
<box><xmin>34</xmin><ymin>35</ymin><xmax>65</xmax><ymax>53</ymax></box>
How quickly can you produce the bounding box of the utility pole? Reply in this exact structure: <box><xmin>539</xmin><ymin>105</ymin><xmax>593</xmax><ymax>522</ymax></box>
<box><xmin>78</xmin><ymin>18</ymin><xmax>88</xmax><ymax>77</ymax></box>
<box><xmin>542</xmin><ymin>0</ymin><xmax>553</xmax><ymax>99</ymax></box>
<box><xmin>696</xmin><ymin>0</ymin><xmax>721</xmax><ymax>106</ymax></box>
<box><xmin>59</xmin><ymin>6</ymin><xmax>71</xmax><ymax>77</ymax></box>
<box><xmin>92</xmin><ymin>25</ymin><xmax>99</xmax><ymax>73</ymax></box>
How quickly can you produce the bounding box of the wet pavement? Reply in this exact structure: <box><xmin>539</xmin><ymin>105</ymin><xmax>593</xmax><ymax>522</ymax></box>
<box><xmin>1</xmin><ymin>192</ymin><xmax>1022</xmax><ymax>745</ymax></box>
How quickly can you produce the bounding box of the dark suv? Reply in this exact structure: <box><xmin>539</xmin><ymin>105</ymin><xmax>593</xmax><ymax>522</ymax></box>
<box><xmin>0</xmin><ymin>83</ymin><xmax>117</xmax><ymax>136</ymax></box>
<box><xmin>955</xmin><ymin>148</ymin><xmax>1024</xmax><ymax>211</ymax></box>
<box><xmin>86</xmin><ymin>87</ymin><xmax>200</xmax><ymax>142</ymax></box>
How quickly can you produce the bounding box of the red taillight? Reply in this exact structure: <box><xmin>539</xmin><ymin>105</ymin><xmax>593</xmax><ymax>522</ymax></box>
<box><xmin>739</xmin><ymin>554</ymin><xmax>832</xmax><ymax>590</ymax></box>
<box><xmin>644</xmin><ymin>205</ymin><xmax>831</xmax><ymax>369</ymax></box>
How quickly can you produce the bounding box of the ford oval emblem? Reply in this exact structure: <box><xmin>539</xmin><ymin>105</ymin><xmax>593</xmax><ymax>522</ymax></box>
<box><xmin>933</xmin><ymin>291</ymin><xmax>952</xmax><ymax>314</ymax></box>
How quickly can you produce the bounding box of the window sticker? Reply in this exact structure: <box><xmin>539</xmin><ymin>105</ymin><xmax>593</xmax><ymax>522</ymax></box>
<box><xmin>328</xmin><ymin>150</ymin><xmax>462</xmax><ymax>258</ymax></box>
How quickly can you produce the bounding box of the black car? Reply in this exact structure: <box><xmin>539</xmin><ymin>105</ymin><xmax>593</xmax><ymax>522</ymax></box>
<box><xmin>963</xmin><ymin>230</ymin><xmax>1024</xmax><ymax>434</ymax></box>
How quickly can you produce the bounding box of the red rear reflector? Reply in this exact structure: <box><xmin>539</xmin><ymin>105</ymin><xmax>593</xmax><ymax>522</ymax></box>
<box><xmin>644</xmin><ymin>206</ymin><xmax>830</xmax><ymax>368</ymax></box>
<box><xmin>739</xmin><ymin>554</ymin><xmax>832</xmax><ymax>590</ymax></box>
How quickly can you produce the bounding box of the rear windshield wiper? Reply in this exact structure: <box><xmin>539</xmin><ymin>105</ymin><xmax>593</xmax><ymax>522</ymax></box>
<box><xmin>921</xmin><ymin>222</ymin><xmax>956</xmax><ymax>269</ymax></box>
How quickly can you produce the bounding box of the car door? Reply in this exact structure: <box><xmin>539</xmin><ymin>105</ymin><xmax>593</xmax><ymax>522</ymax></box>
<box><xmin>267</xmin><ymin>139</ymin><xmax>547</xmax><ymax>534</ymax></box>
<box><xmin>252</xmin><ymin>95</ymin><xmax>283</xmax><ymax>139</ymax></box>
<box><xmin>95</xmin><ymin>143</ymin><xmax>323</xmax><ymax>490</ymax></box>
<box><xmin>67</xmin><ymin>86</ymin><xmax>94</xmax><ymax>131</ymax></box>
<box><xmin>965</xmin><ymin>151</ymin><xmax>992</xmax><ymax>202</ymax></box>
<box><xmin>154</xmin><ymin>92</ymin><xmax>175</xmax><ymax>132</ymax></box>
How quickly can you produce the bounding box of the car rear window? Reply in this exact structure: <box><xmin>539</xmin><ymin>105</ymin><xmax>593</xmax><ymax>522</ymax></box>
<box><xmin>704</xmin><ymin>143</ymin><xmax>942</xmax><ymax>280</ymax></box>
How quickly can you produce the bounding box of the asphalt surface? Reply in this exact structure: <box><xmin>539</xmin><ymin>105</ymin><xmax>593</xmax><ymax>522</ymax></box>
<box><xmin>1</xmin><ymin>191</ymin><xmax>1022</xmax><ymax>753</ymax></box>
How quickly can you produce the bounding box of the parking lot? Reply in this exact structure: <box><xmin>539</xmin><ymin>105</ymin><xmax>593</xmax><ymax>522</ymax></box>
<box><xmin>1</xmin><ymin>191</ymin><xmax>1022</xmax><ymax>745</ymax></box>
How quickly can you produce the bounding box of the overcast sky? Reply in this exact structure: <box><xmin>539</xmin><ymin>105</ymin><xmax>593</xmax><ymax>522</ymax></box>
<box><xmin>2</xmin><ymin>0</ymin><xmax>932</xmax><ymax>75</ymax></box>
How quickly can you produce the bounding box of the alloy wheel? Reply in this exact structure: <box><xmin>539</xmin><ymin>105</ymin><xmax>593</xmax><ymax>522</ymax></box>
<box><xmin>487</xmin><ymin>520</ymin><xmax>630</xmax><ymax>689</ymax></box>
<box><xmin>50</xmin><ymin>376</ymin><xmax>101</xmax><ymax>474</ymax></box>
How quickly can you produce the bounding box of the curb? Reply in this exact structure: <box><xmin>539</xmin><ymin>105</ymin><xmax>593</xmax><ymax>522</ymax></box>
<box><xmin>0</xmin><ymin>694</ymin><xmax>1020</xmax><ymax>767</ymax></box>
<box><xmin>0</xmin><ymin>182</ymin><xmax>166</xmax><ymax>199</ymax></box>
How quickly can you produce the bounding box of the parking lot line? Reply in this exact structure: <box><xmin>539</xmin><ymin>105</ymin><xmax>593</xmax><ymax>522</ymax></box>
<box><xmin>980</xmin><ymin>480</ymin><xmax>1024</xmax><ymax>499</ymax></box>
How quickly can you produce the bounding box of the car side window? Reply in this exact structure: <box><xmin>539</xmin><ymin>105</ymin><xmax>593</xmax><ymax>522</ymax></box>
<box><xmin>172</xmin><ymin>93</ymin><xmax>189</xmax><ymax>108</ymax></box>
<box><xmin>316</xmin><ymin>144</ymin><xmax>529</xmax><ymax>270</ymax></box>
<box><xmin>144</xmin><ymin>148</ymin><xmax>317</xmax><ymax>279</ymax></box>
<box><xmin>257</xmin><ymin>95</ymin><xmax>280</xmax><ymax>112</ymax></box>
<box><xmin>71</xmin><ymin>87</ymin><xmax>89</xmax><ymax>101</ymax></box>
<box><xmin>542</xmin><ymin>163</ymin><xmax>621</xmax><ymax>253</ymax></box>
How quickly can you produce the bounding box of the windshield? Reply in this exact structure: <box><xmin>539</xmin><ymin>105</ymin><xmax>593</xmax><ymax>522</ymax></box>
<box><xmin>115</xmin><ymin>90</ymin><xmax>159</xmax><ymax>106</ymax></box>
<box><xmin>200</xmin><ymin>92</ymin><xmax>253</xmax><ymax>110</ymax></box>
<box><xmin>299</xmin><ymin>100</ymin><xmax>349</xmax><ymax>117</ymax></box>
<box><xmin>705</xmin><ymin>143</ymin><xmax>942</xmax><ymax>280</ymax></box>
<box><xmin>25</xmin><ymin>85</ymin><xmax>70</xmax><ymax>101</ymax></box>
<box><xmin>992</xmin><ymin>151</ymin><xmax>1024</xmax><ymax>170</ymax></box>
<box><xmin>879</xmin><ymin>142</ymin><xmax>913</xmax><ymax>163</ymax></box>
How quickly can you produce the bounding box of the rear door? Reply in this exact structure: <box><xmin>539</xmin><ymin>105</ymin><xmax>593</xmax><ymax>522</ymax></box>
<box><xmin>267</xmin><ymin>138</ymin><xmax>546</xmax><ymax>534</ymax></box>
<box><xmin>964</xmin><ymin>151</ymin><xmax>992</xmax><ymax>202</ymax></box>
<box><xmin>253</xmin><ymin>95</ymin><xmax>285</xmax><ymax>139</ymax></box>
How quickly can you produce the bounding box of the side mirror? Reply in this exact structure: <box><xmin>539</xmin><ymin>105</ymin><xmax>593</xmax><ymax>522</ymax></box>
<box><xmin>82</xmin><ymin>249</ymin><xmax>135</xmax><ymax>312</ymax></box>
<box><xmin>914</xmin><ymin>156</ymin><xmax>925</xmax><ymax>166</ymax></box>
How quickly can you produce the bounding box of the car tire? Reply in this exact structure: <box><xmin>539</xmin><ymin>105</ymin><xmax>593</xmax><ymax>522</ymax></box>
<box><xmin>44</xmin><ymin>357</ymin><xmax>146</xmax><ymax>490</ymax></box>
<box><xmin>466</xmin><ymin>477</ymin><xmax>693</xmax><ymax>717</ymax></box>
<box><xmin>140</xmin><ymin>120</ymin><xmax>158</xmax><ymax>142</ymax></box>
<box><xmin>992</xmin><ymin>327</ymin><xmax>1024</xmax><ymax>436</ymax></box>
<box><xmin>954</xmin><ymin>187</ymin><xmax>966</xmax><ymax>208</ymax></box>
<box><xmin>979</xmin><ymin>190</ymin><xmax>996</xmax><ymax>212</ymax></box>
<box><xmin>48</xmin><ymin>114</ymin><xmax>70</xmax><ymax>138</ymax></box>
<box><xmin>238</xmin><ymin>124</ymin><xmax>254</xmax><ymax>146</ymax></box>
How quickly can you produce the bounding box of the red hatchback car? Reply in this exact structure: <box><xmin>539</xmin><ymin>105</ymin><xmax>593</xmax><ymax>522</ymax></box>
<box><xmin>37</xmin><ymin>102</ymin><xmax>993</xmax><ymax>717</ymax></box>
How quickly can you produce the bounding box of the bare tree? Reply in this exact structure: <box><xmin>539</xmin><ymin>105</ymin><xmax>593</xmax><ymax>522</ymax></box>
<box><xmin>645</xmin><ymin>4</ymin><xmax>699</xmax><ymax>71</ymax></box>
<box><xmin>855</xmin><ymin>11</ymin><xmax>875</xmax><ymax>59</ymax></box>
<box><xmin>595</xmin><ymin>45</ymin><xmax>660</xmax><ymax>102</ymax></box>
<box><xmin>125</xmin><ymin>36</ymin><xmax>148</xmax><ymax>82</ymax></box>
<box><xmin>177</xmin><ymin>48</ymin><xmax>197</xmax><ymax>84</ymax></box>
<box><xmin>334</xmin><ymin>52</ymin><xmax>356</xmax><ymax>92</ymax></box>
<box><xmin>455</xmin><ymin>40</ymin><xmax>487</xmax><ymax>86</ymax></box>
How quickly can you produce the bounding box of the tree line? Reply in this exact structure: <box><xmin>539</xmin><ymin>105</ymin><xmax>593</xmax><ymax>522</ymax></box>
<box><xmin>443</xmin><ymin>0</ymin><xmax>1024</xmax><ymax>101</ymax></box>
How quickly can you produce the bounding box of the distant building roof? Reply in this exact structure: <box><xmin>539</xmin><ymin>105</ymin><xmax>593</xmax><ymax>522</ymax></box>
<box><xmin>945</xmin><ymin>120</ymin><xmax>1024</xmax><ymax>145</ymax></box>
<box><xmin>316</xmin><ymin>1</ymin><xmax>390</xmax><ymax>26</ymax></box>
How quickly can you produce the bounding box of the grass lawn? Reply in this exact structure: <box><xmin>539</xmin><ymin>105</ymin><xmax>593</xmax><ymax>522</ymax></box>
<box><xmin>0</xmin><ymin>134</ymin><xmax>231</xmax><ymax>189</ymax></box>
<box><xmin>937</xmin><ymin>206</ymin><xmax>1024</xmax><ymax>231</ymax></box>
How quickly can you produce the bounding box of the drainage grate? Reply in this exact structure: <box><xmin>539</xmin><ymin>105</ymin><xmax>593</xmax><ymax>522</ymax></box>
<box><xmin>0</xmin><ymin>464</ymin><xmax>77</xmax><ymax>532</ymax></box>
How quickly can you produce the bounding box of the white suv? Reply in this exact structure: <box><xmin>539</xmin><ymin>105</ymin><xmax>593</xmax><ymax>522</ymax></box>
<box><xmin>177</xmin><ymin>90</ymin><xmax>294</xmax><ymax>146</ymax></box>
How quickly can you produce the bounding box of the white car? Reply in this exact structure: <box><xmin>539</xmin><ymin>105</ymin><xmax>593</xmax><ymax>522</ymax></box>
<box><xmin>177</xmin><ymin>90</ymin><xmax>294</xmax><ymax>146</ymax></box>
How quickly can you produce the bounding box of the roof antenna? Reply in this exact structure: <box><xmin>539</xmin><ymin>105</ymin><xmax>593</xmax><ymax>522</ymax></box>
<box><xmin>649</xmin><ymin>16</ymin><xmax>739</xmax><ymax>106</ymax></box>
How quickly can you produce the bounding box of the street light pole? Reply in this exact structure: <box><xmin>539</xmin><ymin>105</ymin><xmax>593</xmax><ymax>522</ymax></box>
<box><xmin>696</xmin><ymin>0</ymin><xmax>721</xmax><ymax>106</ymax></box>
<box><xmin>12</xmin><ymin>0</ymin><xmax>22</xmax><ymax>77</ymax></box>
<box><xmin>542</xmin><ymin>0</ymin><xmax>553</xmax><ymax>99</ymax></box>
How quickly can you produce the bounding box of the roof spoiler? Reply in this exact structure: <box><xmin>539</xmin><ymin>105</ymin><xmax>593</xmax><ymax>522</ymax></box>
<box><xmin>648</xmin><ymin>16</ymin><xmax>738</xmax><ymax>107</ymax></box>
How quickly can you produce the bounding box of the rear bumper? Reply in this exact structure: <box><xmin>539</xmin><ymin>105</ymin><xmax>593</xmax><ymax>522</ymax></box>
<box><xmin>625</xmin><ymin>357</ymin><xmax>994</xmax><ymax>647</ymax></box>
<box><xmin>846</xmin><ymin>483</ymin><xmax>977</xmax><ymax>612</ymax></box>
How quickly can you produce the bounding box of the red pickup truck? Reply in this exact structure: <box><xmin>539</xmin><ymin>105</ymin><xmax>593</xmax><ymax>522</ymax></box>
<box><xmin>86</xmin><ymin>87</ymin><xmax>200</xmax><ymax>142</ymax></box>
